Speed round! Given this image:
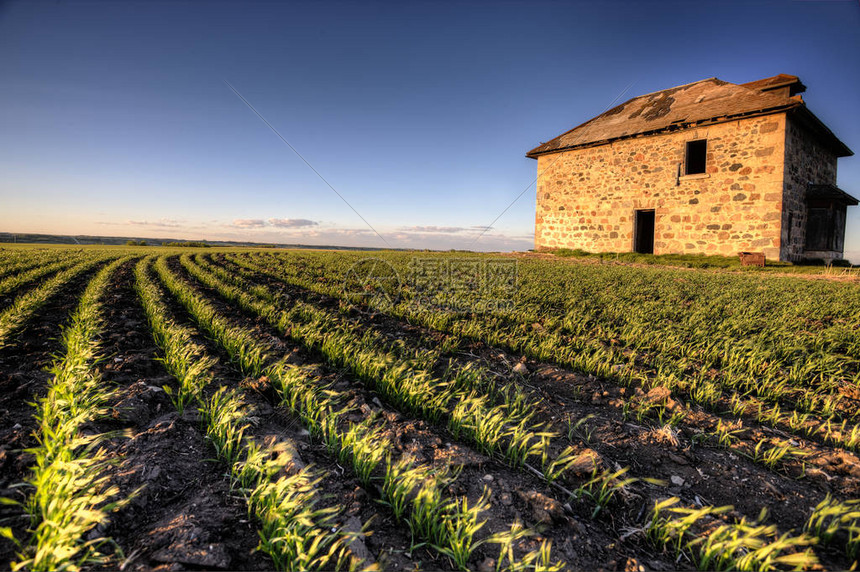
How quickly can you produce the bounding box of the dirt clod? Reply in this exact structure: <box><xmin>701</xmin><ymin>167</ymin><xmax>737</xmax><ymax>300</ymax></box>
<box><xmin>644</xmin><ymin>386</ymin><xmax>671</xmax><ymax>403</ymax></box>
<box><xmin>151</xmin><ymin>542</ymin><xmax>230</xmax><ymax>569</ymax></box>
<box><xmin>262</xmin><ymin>435</ymin><xmax>306</xmax><ymax>473</ymax></box>
<box><xmin>569</xmin><ymin>449</ymin><xmax>601</xmax><ymax>476</ymax></box>
<box><xmin>518</xmin><ymin>490</ymin><xmax>564</xmax><ymax>524</ymax></box>
<box><xmin>342</xmin><ymin>516</ymin><xmax>374</xmax><ymax>566</ymax></box>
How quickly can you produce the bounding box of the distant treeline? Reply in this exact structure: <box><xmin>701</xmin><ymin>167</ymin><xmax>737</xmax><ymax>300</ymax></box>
<box><xmin>125</xmin><ymin>240</ymin><xmax>211</xmax><ymax>247</ymax></box>
<box><xmin>0</xmin><ymin>231</ymin><xmax>403</xmax><ymax>251</ymax></box>
<box><xmin>161</xmin><ymin>241</ymin><xmax>211</xmax><ymax>248</ymax></box>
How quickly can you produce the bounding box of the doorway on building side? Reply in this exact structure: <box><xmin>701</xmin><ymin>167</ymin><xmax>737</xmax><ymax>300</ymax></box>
<box><xmin>634</xmin><ymin>210</ymin><xmax>655</xmax><ymax>254</ymax></box>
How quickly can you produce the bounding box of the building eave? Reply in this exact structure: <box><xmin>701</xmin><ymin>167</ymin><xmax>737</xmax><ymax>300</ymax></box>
<box><xmin>789</xmin><ymin>107</ymin><xmax>853</xmax><ymax>158</ymax></box>
<box><xmin>807</xmin><ymin>184</ymin><xmax>859</xmax><ymax>206</ymax></box>
<box><xmin>526</xmin><ymin>104</ymin><xmax>796</xmax><ymax>159</ymax></box>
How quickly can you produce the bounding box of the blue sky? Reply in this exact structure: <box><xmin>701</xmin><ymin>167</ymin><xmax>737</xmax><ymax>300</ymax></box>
<box><xmin>1</xmin><ymin>1</ymin><xmax>859</xmax><ymax>256</ymax></box>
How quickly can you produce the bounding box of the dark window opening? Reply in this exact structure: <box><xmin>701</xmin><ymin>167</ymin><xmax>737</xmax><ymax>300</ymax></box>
<box><xmin>634</xmin><ymin>210</ymin><xmax>655</xmax><ymax>254</ymax></box>
<box><xmin>685</xmin><ymin>139</ymin><xmax>707</xmax><ymax>175</ymax></box>
<box><xmin>805</xmin><ymin>201</ymin><xmax>846</xmax><ymax>252</ymax></box>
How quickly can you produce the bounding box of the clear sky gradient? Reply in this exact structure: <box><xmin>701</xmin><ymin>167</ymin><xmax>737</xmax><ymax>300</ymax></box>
<box><xmin>1</xmin><ymin>1</ymin><xmax>859</xmax><ymax>256</ymax></box>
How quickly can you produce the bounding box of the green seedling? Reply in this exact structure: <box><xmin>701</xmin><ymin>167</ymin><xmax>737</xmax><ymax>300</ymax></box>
<box><xmin>574</xmin><ymin>467</ymin><xmax>637</xmax><ymax>519</ymax></box>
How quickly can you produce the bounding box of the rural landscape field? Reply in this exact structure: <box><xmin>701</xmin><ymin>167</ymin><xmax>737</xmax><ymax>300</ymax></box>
<box><xmin>0</xmin><ymin>246</ymin><xmax>858</xmax><ymax>571</ymax></box>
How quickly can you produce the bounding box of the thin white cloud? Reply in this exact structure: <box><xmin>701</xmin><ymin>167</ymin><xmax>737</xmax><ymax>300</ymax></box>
<box><xmin>268</xmin><ymin>218</ymin><xmax>318</xmax><ymax>228</ymax></box>
<box><xmin>231</xmin><ymin>218</ymin><xmax>319</xmax><ymax>229</ymax></box>
<box><xmin>225</xmin><ymin>225</ymin><xmax>531</xmax><ymax>251</ymax></box>
<box><xmin>91</xmin><ymin>218</ymin><xmax>531</xmax><ymax>252</ymax></box>
<box><xmin>232</xmin><ymin>219</ymin><xmax>267</xmax><ymax>228</ymax></box>
<box><xmin>126</xmin><ymin>218</ymin><xmax>184</xmax><ymax>228</ymax></box>
<box><xmin>399</xmin><ymin>225</ymin><xmax>468</xmax><ymax>233</ymax></box>
<box><xmin>398</xmin><ymin>225</ymin><xmax>495</xmax><ymax>234</ymax></box>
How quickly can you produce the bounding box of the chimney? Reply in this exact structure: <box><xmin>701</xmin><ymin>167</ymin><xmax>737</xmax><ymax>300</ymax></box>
<box><xmin>741</xmin><ymin>74</ymin><xmax>806</xmax><ymax>99</ymax></box>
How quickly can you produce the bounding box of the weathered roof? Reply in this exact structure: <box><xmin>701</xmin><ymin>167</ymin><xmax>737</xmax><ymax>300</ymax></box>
<box><xmin>807</xmin><ymin>184</ymin><xmax>859</xmax><ymax>206</ymax></box>
<box><xmin>527</xmin><ymin>75</ymin><xmax>852</xmax><ymax>158</ymax></box>
<box><xmin>741</xmin><ymin>74</ymin><xmax>806</xmax><ymax>95</ymax></box>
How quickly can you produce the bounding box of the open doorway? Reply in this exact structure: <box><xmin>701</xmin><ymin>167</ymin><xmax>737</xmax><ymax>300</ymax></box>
<box><xmin>634</xmin><ymin>210</ymin><xmax>655</xmax><ymax>254</ymax></box>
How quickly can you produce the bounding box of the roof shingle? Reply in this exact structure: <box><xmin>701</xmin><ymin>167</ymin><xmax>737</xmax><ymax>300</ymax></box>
<box><xmin>526</xmin><ymin>75</ymin><xmax>850</xmax><ymax>158</ymax></box>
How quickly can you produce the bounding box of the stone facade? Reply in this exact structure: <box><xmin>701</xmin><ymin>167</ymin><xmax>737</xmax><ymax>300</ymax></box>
<box><xmin>535</xmin><ymin>115</ymin><xmax>788</xmax><ymax>259</ymax></box>
<box><xmin>780</xmin><ymin>117</ymin><xmax>839</xmax><ymax>261</ymax></box>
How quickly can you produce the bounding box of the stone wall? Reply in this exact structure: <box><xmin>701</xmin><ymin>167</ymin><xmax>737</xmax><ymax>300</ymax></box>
<box><xmin>780</xmin><ymin>116</ymin><xmax>839</xmax><ymax>261</ymax></box>
<box><xmin>534</xmin><ymin>114</ymin><xmax>787</xmax><ymax>259</ymax></box>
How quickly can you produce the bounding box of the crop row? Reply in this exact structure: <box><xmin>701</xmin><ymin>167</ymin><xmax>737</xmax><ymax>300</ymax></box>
<box><xmin>3</xmin><ymin>247</ymin><xmax>859</xmax><ymax>569</ymax></box>
<box><xmin>135</xmin><ymin>257</ymin><xmax>363</xmax><ymax>570</ymax></box>
<box><xmin>0</xmin><ymin>249</ymin><xmax>72</xmax><ymax>282</ymax></box>
<box><xmin>226</xmin><ymin>252</ymin><xmax>860</xmax><ymax>451</ymax></box>
<box><xmin>211</xmin><ymin>253</ymin><xmax>822</xmax><ymax>487</ymax></box>
<box><xmin>193</xmin><ymin>257</ymin><xmax>860</xmax><ymax>569</ymax></box>
<box><xmin>643</xmin><ymin>492</ymin><xmax>860</xmax><ymax>571</ymax></box>
<box><xmin>181</xmin><ymin>253</ymin><xmax>598</xmax><ymax>486</ymax></box>
<box><xmin>149</xmin><ymin>255</ymin><xmax>562</xmax><ymax>570</ymax></box>
<box><xmin>203</xmin><ymin>251</ymin><xmax>860</xmax><ymax>569</ymax></box>
<box><xmin>0</xmin><ymin>252</ymin><xmax>84</xmax><ymax>301</ymax></box>
<box><xmin>229</xmin><ymin>250</ymin><xmax>860</xmax><ymax>395</ymax></box>
<box><xmin>209</xmin><ymin>253</ymin><xmax>860</xmax><ymax>490</ymax></box>
<box><xmin>4</xmin><ymin>257</ymin><xmax>131</xmax><ymax>571</ymax></box>
<box><xmin>0</xmin><ymin>252</ymin><xmax>119</xmax><ymax>349</ymax></box>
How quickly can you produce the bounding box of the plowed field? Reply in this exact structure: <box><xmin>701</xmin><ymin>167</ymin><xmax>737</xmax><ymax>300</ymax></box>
<box><xmin>2</xmin><ymin>246</ymin><xmax>860</xmax><ymax>571</ymax></box>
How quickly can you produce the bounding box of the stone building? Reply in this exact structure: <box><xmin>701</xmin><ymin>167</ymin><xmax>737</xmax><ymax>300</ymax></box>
<box><xmin>528</xmin><ymin>74</ymin><xmax>856</xmax><ymax>261</ymax></box>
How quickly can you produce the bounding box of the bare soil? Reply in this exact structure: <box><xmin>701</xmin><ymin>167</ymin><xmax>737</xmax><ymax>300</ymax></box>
<box><xmin>0</xmin><ymin>267</ymin><xmax>98</xmax><ymax>567</ymax></box>
<box><xmin>207</xmin><ymin>253</ymin><xmax>858</xmax><ymax>570</ymax></box>
<box><xmin>88</xmin><ymin>262</ymin><xmax>269</xmax><ymax>571</ymax></box>
<box><xmin>167</xmin><ymin>257</ymin><xmax>671</xmax><ymax>570</ymax></box>
<box><xmin>2</xmin><ymin>254</ymin><xmax>856</xmax><ymax>571</ymax></box>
